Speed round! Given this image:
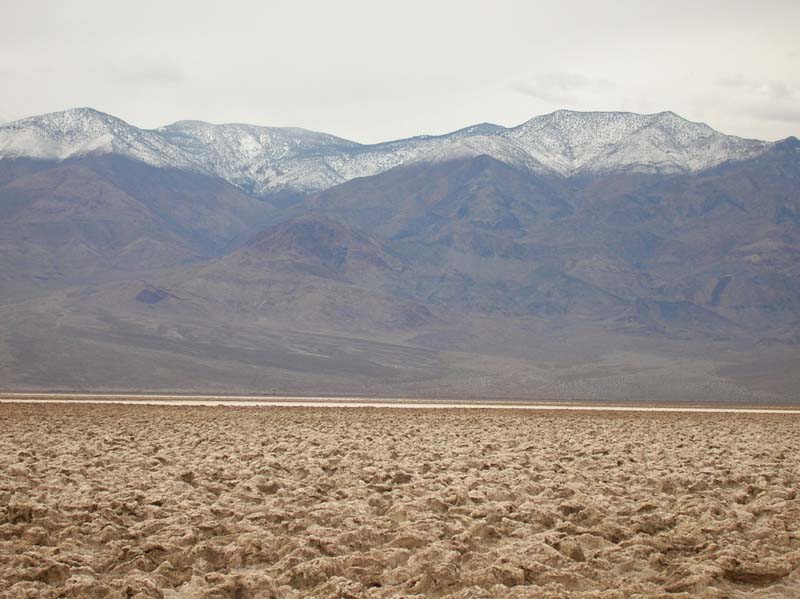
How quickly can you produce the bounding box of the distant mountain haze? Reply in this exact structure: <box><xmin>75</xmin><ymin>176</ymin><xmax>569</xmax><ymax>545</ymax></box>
<box><xmin>1</xmin><ymin>108</ymin><xmax>798</xmax><ymax>401</ymax></box>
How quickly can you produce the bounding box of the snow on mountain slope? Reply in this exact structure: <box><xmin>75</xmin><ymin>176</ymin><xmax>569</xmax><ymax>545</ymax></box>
<box><xmin>0</xmin><ymin>108</ymin><xmax>773</xmax><ymax>194</ymax></box>
<box><xmin>158</xmin><ymin>120</ymin><xmax>535</xmax><ymax>194</ymax></box>
<box><xmin>0</xmin><ymin>108</ymin><xmax>196</xmax><ymax>168</ymax></box>
<box><xmin>158</xmin><ymin>121</ymin><xmax>361</xmax><ymax>193</ymax></box>
<box><xmin>507</xmin><ymin>110</ymin><xmax>769</xmax><ymax>174</ymax></box>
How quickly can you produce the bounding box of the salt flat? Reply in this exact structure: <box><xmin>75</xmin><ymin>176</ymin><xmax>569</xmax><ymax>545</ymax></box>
<box><xmin>2</xmin><ymin>393</ymin><xmax>799</xmax><ymax>413</ymax></box>
<box><xmin>1</xmin><ymin>403</ymin><xmax>798</xmax><ymax>598</ymax></box>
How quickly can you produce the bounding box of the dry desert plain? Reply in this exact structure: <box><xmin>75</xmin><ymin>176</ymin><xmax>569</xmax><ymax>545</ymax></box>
<box><xmin>1</xmin><ymin>402</ymin><xmax>799</xmax><ymax>598</ymax></box>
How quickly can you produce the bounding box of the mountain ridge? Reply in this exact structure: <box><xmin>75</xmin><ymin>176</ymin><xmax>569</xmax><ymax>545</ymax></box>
<box><xmin>0</xmin><ymin>107</ymin><xmax>774</xmax><ymax>195</ymax></box>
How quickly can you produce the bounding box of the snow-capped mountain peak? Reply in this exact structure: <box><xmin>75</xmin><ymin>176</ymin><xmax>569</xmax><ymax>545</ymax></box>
<box><xmin>0</xmin><ymin>107</ymin><xmax>774</xmax><ymax>193</ymax></box>
<box><xmin>0</xmin><ymin>107</ymin><xmax>196</xmax><ymax>168</ymax></box>
<box><xmin>507</xmin><ymin>109</ymin><xmax>768</xmax><ymax>174</ymax></box>
<box><xmin>0</xmin><ymin>107</ymin><xmax>121</xmax><ymax>160</ymax></box>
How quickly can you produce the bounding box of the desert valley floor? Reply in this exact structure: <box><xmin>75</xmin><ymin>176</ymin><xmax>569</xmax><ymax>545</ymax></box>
<box><xmin>1</xmin><ymin>403</ymin><xmax>799</xmax><ymax>598</ymax></box>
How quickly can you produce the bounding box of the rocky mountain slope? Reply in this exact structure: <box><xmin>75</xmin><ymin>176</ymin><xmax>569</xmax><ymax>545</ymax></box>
<box><xmin>0</xmin><ymin>155</ymin><xmax>274</xmax><ymax>298</ymax></box>
<box><xmin>0</xmin><ymin>108</ymin><xmax>797</xmax><ymax>400</ymax></box>
<box><xmin>296</xmin><ymin>143</ymin><xmax>800</xmax><ymax>335</ymax></box>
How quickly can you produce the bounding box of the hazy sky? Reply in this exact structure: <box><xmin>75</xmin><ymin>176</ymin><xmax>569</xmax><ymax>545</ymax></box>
<box><xmin>1</xmin><ymin>0</ymin><xmax>798</xmax><ymax>142</ymax></box>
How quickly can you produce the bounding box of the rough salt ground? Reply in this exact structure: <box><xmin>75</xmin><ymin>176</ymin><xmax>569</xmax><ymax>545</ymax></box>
<box><xmin>0</xmin><ymin>404</ymin><xmax>798</xmax><ymax>598</ymax></box>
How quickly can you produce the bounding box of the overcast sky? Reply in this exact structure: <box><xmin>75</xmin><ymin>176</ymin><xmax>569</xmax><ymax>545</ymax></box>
<box><xmin>1</xmin><ymin>0</ymin><xmax>798</xmax><ymax>142</ymax></box>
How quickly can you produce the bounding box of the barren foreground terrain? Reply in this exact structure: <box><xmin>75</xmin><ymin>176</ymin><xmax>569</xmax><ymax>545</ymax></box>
<box><xmin>1</xmin><ymin>404</ymin><xmax>798</xmax><ymax>598</ymax></box>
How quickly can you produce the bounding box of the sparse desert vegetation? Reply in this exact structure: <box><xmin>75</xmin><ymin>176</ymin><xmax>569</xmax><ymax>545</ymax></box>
<box><xmin>1</xmin><ymin>403</ymin><xmax>799</xmax><ymax>598</ymax></box>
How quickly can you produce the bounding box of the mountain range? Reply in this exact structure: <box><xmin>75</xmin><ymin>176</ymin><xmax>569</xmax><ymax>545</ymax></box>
<box><xmin>1</xmin><ymin>108</ymin><xmax>798</xmax><ymax>402</ymax></box>
<box><xmin>0</xmin><ymin>107</ymin><xmax>771</xmax><ymax>194</ymax></box>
